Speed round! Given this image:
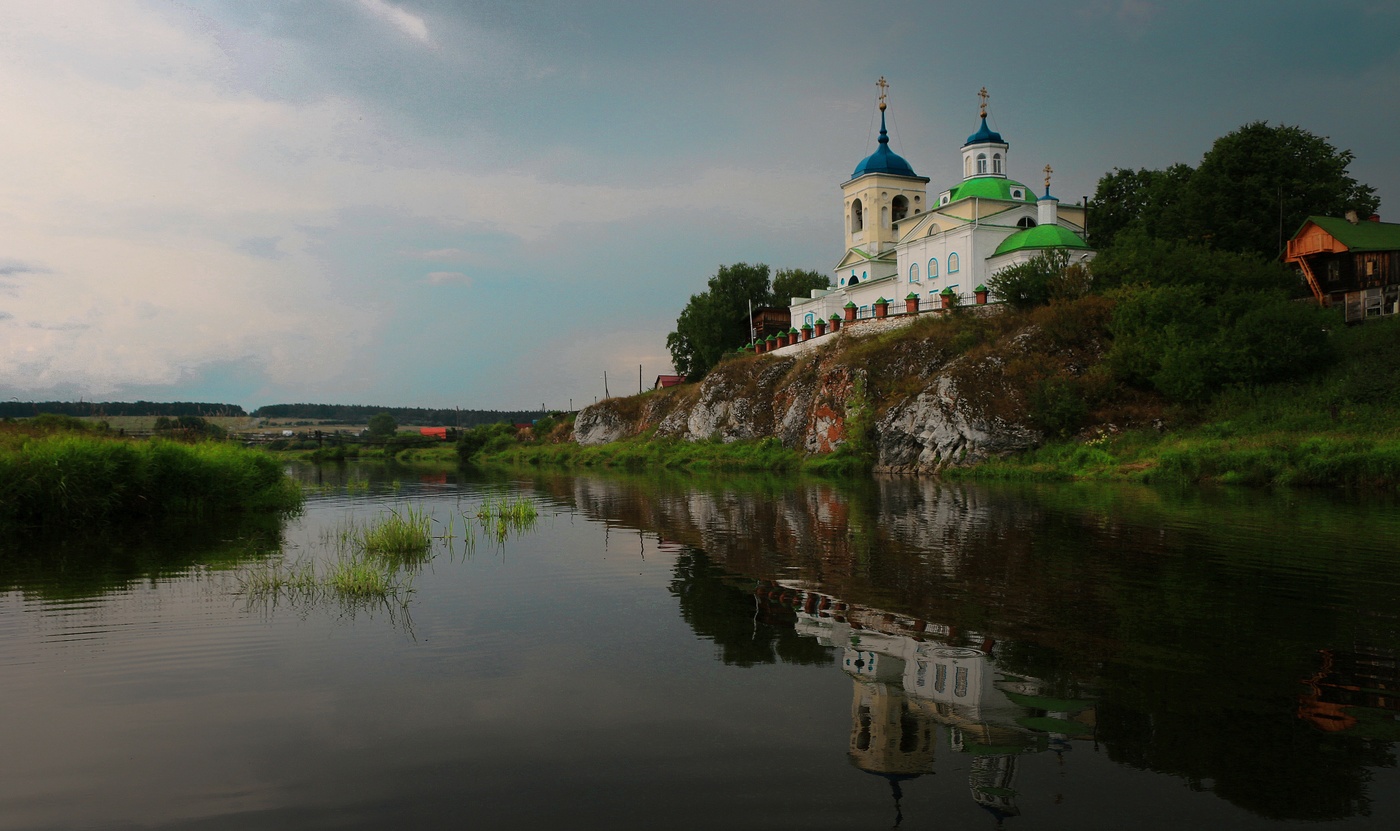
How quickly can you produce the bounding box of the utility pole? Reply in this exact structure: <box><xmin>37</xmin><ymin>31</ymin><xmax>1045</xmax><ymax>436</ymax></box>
<box><xmin>603</xmin><ymin>371</ymin><xmax>609</xmax><ymax>399</ymax></box>
<box><xmin>639</xmin><ymin>364</ymin><xmax>642</xmax><ymax>394</ymax></box>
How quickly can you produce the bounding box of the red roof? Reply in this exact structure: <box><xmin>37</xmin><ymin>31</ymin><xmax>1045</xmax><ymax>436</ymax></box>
<box><xmin>419</xmin><ymin>427</ymin><xmax>448</xmax><ymax>440</ymax></box>
<box><xmin>654</xmin><ymin>374</ymin><xmax>685</xmax><ymax>389</ymax></box>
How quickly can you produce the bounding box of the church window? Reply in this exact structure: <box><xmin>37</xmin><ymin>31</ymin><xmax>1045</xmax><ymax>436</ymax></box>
<box><xmin>964</xmin><ymin>156</ymin><xmax>972</xmax><ymax>178</ymax></box>
<box><xmin>1011</xmin><ymin>188</ymin><xmax>1023</xmax><ymax>200</ymax></box>
<box><xmin>804</xmin><ymin>313</ymin><xmax>814</xmax><ymax>326</ymax></box>
<box><xmin>851</xmin><ymin>199</ymin><xmax>864</xmax><ymax>232</ymax></box>
<box><xmin>910</xmin><ymin>263</ymin><xmax>920</xmax><ymax>283</ymax></box>
<box><xmin>863</xmin><ymin>271</ymin><xmax>868</xmax><ymax>281</ymax></box>
<box><xmin>993</xmin><ymin>153</ymin><xmax>1002</xmax><ymax>174</ymax></box>
<box><xmin>892</xmin><ymin>195</ymin><xmax>909</xmax><ymax>222</ymax></box>
<box><xmin>881</xmin><ymin>205</ymin><xmax>889</xmax><ymax>229</ymax></box>
<box><xmin>976</xmin><ymin>153</ymin><xmax>987</xmax><ymax>175</ymax></box>
<box><xmin>934</xmin><ymin>663</ymin><xmax>947</xmax><ymax>693</ymax></box>
<box><xmin>954</xmin><ymin>667</ymin><xmax>969</xmax><ymax>697</ymax></box>
<box><xmin>948</xmin><ymin>253</ymin><xmax>960</xmax><ymax>273</ymax></box>
<box><xmin>1017</xmin><ymin>216</ymin><xmax>1037</xmax><ymax>229</ymax></box>
<box><xmin>928</xmin><ymin>258</ymin><xmax>939</xmax><ymax>278</ymax></box>
<box><xmin>839</xmin><ymin>277</ymin><xmax>846</xmax><ymax>286</ymax></box>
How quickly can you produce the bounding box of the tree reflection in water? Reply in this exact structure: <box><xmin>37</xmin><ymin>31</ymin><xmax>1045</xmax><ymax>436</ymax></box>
<box><xmin>552</xmin><ymin>471</ymin><xmax>1399</xmax><ymax>824</ymax></box>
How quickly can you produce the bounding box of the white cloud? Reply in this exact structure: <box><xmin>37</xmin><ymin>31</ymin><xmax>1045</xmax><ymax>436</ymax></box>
<box><xmin>355</xmin><ymin>0</ymin><xmax>432</xmax><ymax>44</ymax></box>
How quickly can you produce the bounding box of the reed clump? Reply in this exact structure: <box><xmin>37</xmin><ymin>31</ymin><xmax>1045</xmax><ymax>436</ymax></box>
<box><xmin>0</xmin><ymin>428</ymin><xmax>302</xmax><ymax>528</ymax></box>
<box><xmin>359</xmin><ymin>505</ymin><xmax>433</xmax><ymax>562</ymax></box>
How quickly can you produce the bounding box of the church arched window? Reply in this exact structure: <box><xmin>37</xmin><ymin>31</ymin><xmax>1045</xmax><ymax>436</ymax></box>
<box><xmin>928</xmin><ymin>258</ymin><xmax>939</xmax><ymax>278</ymax></box>
<box><xmin>851</xmin><ymin>199</ymin><xmax>863</xmax><ymax>232</ymax></box>
<box><xmin>948</xmin><ymin>253</ymin><xmax>960</xmax><ymax>273</ymax></box>
<box><xmin>881</xmin><ymin>205</ymin><xmax>889</xmax><ymax>229</ymax></box>
<box><xmin>909</xmin><ymin>263</ymin><xmax>920</xmax><ymax>283</ymax></box>
<box><xmin>964</xmin><ymin>156</ymin><xmax>972</xmax><ymax>178</ymax></box>
<box><xmin>1017</xmin><ymin>216</ymin><xmax>1037</xmax><ymax>229</ymax></box>
<box><xmin>892</xmin><ymin>195</ymin><xmax>909</xmax><ymax>222</ymax></box>
<box><xmin>976</xmin><ymin>153</ymin><xmax>987</xmax><ymax>175</ymax></box>
<box><xmin>993</xmin><ymin>153</ymin><xmax>1002</xmax><ymax>174</ymax></box>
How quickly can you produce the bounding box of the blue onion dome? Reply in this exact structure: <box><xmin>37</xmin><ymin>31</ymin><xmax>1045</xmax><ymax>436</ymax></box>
<box><xmin>964</xmin><ymin>116</ymin><xmax>1005</xmax><ymax>147</ymax></box>
<box><xmin>852</xmin><ymin>109</ymin><xmax>919</xmax><ymax>178</ymax></box>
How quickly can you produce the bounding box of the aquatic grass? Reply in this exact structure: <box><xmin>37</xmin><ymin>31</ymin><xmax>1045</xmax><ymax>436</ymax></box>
<box><xmin>239</xmin><ymin>558</ymin><xmax>318</xmax><ymax>596</ymax></box>
<box><xmin>472</xmin><ymin>494</ymin><xmax>540</xmax><ymax>545</ymax></box>
<box><xmin>325</xmin><ymin>551</ymin><xmax>399</xmax><ymax>599</ymax></box>
<box><xmin>359</xmin><ymin>505</ymin><xmax>433</xmax><ymax>558</ymax></box>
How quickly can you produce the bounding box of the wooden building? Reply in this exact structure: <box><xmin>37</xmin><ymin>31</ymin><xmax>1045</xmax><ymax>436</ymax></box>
<box><xmin>1286</xmin><ymin>214</ymin><xmax>1400</xmax><ymax>322</ymax></box>
<box><xmin>749</xmin><ymin>306</ymin><xmax>792</xmax><ymax>340</ymax></box>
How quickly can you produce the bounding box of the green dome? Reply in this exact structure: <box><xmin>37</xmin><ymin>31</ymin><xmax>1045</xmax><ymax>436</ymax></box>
<box><xmin>992</xmin><ymin>224</ymin><xmax>1092</xmax><ymax>256</ymax></box>
<box><xmin>944</xmin><ymin>177</ymin><xmax>1036</xmax><ymax>204</ymax></box>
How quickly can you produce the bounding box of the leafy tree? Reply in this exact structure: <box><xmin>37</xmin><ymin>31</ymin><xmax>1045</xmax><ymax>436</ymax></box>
<box><xmin>1091</xmin><ymin>233</ymin><xmax>1298</xmax><ymax>295</ymax></box>
<box><xmin>1101</xmin><ymin>241</ymin><xmax>1337</xmax><ymax>403</ymax></box>
<box><xmin>1089</xmin><ymin>164</ymin><xmax>1193</xmax><ymax>249</ymax></box>
<box><xmin>1089</xmin><ymin>123</ymin><xmax>1377</xmax><ymax>259</ymax></box>
<box><xmin>771</xmin><ymin>268</ymin><xmax>830</xmax><ymax>304</ymax></box>
<box><xmin>1182</xmin><ymin>122</ymin><xmax>1379</xmax><ymax>258</ymax></box>
<box><xmin>456</xmin><ymin>422</ymin><xmax>517</xmax><ymax>462</ymax></box>
<box><xmin>987</xmin><ymin>249</ymin><xmax>1091</xmax><ymax>310</ymax></box>
<box><xmin>667</xmin><ymin>263</ymin><xmax>771</xmax><ymax>380</ymax></box>
<box><xmin>366</xmin><ymin>412</ymin><xmax>397</xmax><ymax>437</ymax></box>
<box><xmin>667</xmin><ymin>264</ymin><xmax>833</xmax><ymax>381</ymax></box>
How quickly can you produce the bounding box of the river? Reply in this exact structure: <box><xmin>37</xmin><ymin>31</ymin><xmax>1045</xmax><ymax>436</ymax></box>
<box><xmin>1</xmin><ymin>464</ymin><xmax>1396</xmax><ymax>829</ymax></box>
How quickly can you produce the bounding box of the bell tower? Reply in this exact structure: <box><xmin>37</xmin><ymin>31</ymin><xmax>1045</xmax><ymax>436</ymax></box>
<box><xmin>841</xmin><ymin>78</ymin><xmax>929</xmax><ymax>255</ymax></box>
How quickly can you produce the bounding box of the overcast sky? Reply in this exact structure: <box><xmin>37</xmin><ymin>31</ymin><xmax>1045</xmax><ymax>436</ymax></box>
<box><xmin>2</xmin><ymin>1</ymin><xmax>1396</xmax><ymax>412</ymax></box>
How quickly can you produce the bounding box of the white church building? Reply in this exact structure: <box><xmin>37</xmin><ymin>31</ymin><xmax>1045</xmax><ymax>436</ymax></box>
<box><xmin>788</xmin><ymin>85</ymin><xmax>1094</xmax><ymax>328</ymax></box>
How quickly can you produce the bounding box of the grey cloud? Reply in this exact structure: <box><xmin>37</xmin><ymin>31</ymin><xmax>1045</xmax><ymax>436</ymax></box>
<box><xmin>0</xmin><ymin>259</ymin><xmax>51</xmax><ymax>277</ymax></box>
<box><xmin>237</xmin><ymin>237</ymin><xmax>285</xmax><ymax>259</ymax></box>
<box><xmin>28</xmin><ymin>321</ymin><xmax>90</xmax><ymax>331</ymax></box>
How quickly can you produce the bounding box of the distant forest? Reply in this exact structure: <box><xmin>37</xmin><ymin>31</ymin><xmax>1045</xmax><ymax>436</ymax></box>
<box><xmin>1</xmin><ymin>400</ymin><xmax>546</xmax><ymax>426</ymax></box>
<box><xmin>249</xmin><ymin>404</ymin><xmax>546</xmax><ymax>426</ymax></box>
<box><xmin>0</xmin><ymin>401</ymin><xmax>247</xmax><ymax>418</ymax></box>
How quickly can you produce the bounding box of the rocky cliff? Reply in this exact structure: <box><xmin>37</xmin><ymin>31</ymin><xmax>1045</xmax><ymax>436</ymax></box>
<box><xmin>575</xmin><ymin>304</ymin><xmax>1115</xmax><ymax>473</ymax></box>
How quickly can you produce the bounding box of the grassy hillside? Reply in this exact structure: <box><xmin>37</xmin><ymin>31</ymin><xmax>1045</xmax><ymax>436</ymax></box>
<box><xmin>956</xmin><ymin>314</ymin><xmax>1400</xmax><ymax>487</ymax></box>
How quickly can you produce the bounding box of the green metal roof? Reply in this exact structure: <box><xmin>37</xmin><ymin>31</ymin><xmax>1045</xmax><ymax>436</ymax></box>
<box><xmin>944</xmin><ymin>177</ymin><xmax>1036</xmax><ymax>204</ymax></box>
<box><xmin>1299</xmin><ymin>216</ymin><xmax>1400</xmax><ymax>251</ymax></box>
<box><xmin>992</xmin><ymin>224</ymin><xmax>1092</xmax><ymax>256</ymax></box>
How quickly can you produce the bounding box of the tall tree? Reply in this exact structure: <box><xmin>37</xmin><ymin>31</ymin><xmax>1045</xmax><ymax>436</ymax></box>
<box><xmin>771</xmin><ymin>268</ymin><xmax>830</xmax><ymax>305</ymax></box>
<box><xmin>1089</xmin><ymin>164</ymin><xmax>1193</xmax><ymax>249</ymax></box>
<box><xmin>666</xmin><ymin>263</ymin><xmax>772</xmax><ymax>381</ymax></box>
<box><xmin>1089</xmin><ymin>123</ymin><xmax>1378</xmax><ymax>259</ymax></box>
<box><xmin>1182</xmin><ymin>122</ymin><xmax>1379</xmax><ymax>258</ymax></box>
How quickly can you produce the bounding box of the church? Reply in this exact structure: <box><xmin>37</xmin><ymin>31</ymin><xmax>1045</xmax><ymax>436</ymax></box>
<box><xmin>788</xmin><ymin>83</ymin><xmax>1095</xmax><ymax>329</ymax></box>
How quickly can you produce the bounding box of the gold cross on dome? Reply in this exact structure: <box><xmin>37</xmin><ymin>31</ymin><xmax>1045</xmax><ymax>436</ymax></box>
<box><xmin>978</xmin><ymin>87</ymin><xmax>989</xmax><ymax>118</ymax></box>
<box><xmin>1044</xmin><ymin>164</ymin><xmax>1053</xmax><ymax>191</ymax></box>
<box><xmin>877</xmin><ymin>76</ymin><xmax>888</xmax><ymax>110</ymax></box>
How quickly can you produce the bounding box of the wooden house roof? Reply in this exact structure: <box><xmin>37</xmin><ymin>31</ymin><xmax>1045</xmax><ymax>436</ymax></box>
<box><xmin>1295</xmin><ymin>216</ymin><xmax>1400</xmax><ymax>252</ymax></box>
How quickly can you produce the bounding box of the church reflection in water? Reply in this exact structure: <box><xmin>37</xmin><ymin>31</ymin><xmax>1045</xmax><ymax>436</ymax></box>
<box><xmin>772</xmin><ymin>584</ymin><xmax>1094</xmax><ymax>825</ymax></box>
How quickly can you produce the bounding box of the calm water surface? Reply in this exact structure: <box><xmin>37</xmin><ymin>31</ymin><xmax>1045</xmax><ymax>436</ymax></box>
<box><xmin>1</xmin><ymin>465</ymin><xmax>1397</xmax><ymax>829</ymax></box>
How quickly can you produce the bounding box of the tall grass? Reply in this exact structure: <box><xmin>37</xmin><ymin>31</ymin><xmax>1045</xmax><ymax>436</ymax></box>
<box><xmin>0</xmin><ymin>431</ymin><xmax>302</xmax><ymax>527</ymax></box>
<box><xmin>359</xmin><ymin>505</ymin><xmax>433</xmax><ymax>558</ymax></box>
<box><xmin>474</xmin><ymin>494</ymin><xmax>539</xmax><ymax>543</ymax></box>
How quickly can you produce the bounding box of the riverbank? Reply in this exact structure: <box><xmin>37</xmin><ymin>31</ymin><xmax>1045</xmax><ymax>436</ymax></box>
<box><xmin>471</xmin><ymin>431</ymin><xmax>868</xmax><ymax>476</ymax></box>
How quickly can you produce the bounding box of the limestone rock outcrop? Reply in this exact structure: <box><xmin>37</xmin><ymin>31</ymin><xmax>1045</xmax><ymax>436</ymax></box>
<box><xmin>573</xmin><ymin>314</ymin><xmax>1098</xmax><ymax>473</ymax></box>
